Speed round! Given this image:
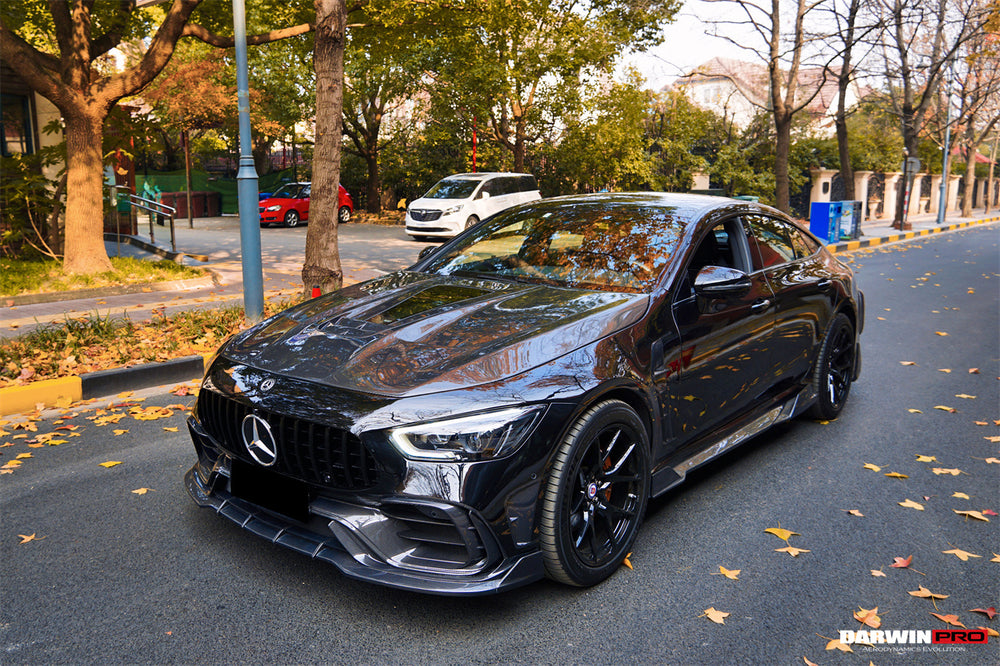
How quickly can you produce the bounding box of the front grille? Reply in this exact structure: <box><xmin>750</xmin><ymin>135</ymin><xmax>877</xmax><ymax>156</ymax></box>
<box><xmin>408</xmin><ymin>209</ymin><xmax>443</xmax><ymax>222</ymax></box>
<box><xmin>197</xmin><ymin>389</ymin><xmax>378</xmax><ymax>490</ymax></box>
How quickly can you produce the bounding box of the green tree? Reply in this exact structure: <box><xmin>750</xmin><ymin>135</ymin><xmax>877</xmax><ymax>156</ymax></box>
<box><xmin>431</xmin><ymin>0</ymin><xmax>680</xmax><ymax>172</ymax></box>
<box><xmin>646</xmin><ymin>89</ymin><xmax>728</xmax><ymax>192</ymax></box>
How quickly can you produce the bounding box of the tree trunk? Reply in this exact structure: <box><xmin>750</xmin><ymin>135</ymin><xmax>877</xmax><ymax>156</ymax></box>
<box><xmin>513</xmin><ymin>117</ymin><xmax>527</xmax><ymax>172</ymax></box>
<box><xmin>774</xmin><ymin>112</ymin><xmax>792</xmax><ymax>213</ymax></box>
<box><xmin>365</xmin><ymin>149</ymin><xmax>381</xmax><ymax>214</ymax></box>
<box><xmin>63</xmin><ymin>110</ymin><xmax>114</xmax><ymax>275</ymax></box>
<box><xmin>961</xmin><ymin>124</ymin><xmax>976</xmax><ymax>217</ymax></box>
<box><xmin>302</xmin><ymin>0</ymin><xmax>345</xmax><ymax>294</ymax></box>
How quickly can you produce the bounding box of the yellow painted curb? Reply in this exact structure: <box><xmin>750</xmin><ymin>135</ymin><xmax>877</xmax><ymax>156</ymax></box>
<box><xmin>0</xmin><ymin>376</ymin><xmax>82</xmax><ymax>416</ymax></box>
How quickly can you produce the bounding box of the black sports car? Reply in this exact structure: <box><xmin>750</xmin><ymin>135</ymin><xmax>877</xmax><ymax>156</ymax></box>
<box><xmin>185</xmin><ymin>193</ymin><xmax>863</xmax><ymax>595</ymax></box>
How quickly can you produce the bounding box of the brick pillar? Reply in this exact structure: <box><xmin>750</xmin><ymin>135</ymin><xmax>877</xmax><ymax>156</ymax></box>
<box><xmin>928</xmin><ymin>175</ymin><xmax>943</xmax><ymax>215</ymax></box>
<box><xmin>882</xmin><ymin>172</ymin><xmax>902</xmax><ymax>220</ymax></box>
<box><xmin>853</xmin><ymin>171</ymin><xmax>873</xmax><ymax>220</ymax></box>
<box><xmin>908</xmin><ymin>174</ymin><xmax>925</xmax><ymax>215</ymax></box>
<box><xmin>810</xmin><ymin>168</ymin><xmax>839</xmax><ymax>205</ymax></box>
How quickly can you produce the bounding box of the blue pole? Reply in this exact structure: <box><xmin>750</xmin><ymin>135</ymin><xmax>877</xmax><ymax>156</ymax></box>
<box><xmin>232</xmin><ymin>0</ymin><xmax>264</xmax><ymax>320</ymax></box>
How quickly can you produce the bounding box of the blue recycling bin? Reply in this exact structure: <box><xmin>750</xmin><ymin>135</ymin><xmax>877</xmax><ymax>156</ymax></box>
<box><xmin>810</xmin><ymin>201</ymin><xmax>861</xmax><ymax>242</ymax></box>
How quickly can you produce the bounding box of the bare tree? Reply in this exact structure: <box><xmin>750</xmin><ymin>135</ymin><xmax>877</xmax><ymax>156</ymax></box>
<box><xmin>872</xmin><ymin>0</ymin><xmax>989</xmax><ymax>225</ymax></box>
<box><xmin>952</xmin><ymin>27</ymin><xmax>1000</xmax><ymax>216</ymax></box>
<box><xmin>706</xmin><ymin>0</ymin><xmax>827</xmax><ymax>213</ymax></box>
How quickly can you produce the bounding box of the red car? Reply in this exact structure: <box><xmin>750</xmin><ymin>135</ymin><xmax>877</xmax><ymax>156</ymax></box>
<box><xmin>259</xmin><ymin>182</ymin><xmax>353</xmax><ymax>228</ymax></box>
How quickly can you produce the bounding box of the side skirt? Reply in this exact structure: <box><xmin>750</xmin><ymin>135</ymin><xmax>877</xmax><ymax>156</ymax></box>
<box><xmin>650</xmin><ymin>389</ymin><xmax>810</xmax><ymax>498</ymax></box>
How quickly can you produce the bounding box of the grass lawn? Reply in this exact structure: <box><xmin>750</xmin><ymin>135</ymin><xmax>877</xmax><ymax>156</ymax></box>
<box><xmin>1</xmin><ymin>257</ymin><xmax>205</xmax><ymax>297</ymax></box>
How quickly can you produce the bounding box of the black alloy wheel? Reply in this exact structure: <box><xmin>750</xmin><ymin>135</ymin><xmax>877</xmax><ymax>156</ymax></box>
<box><xmin>540</xmin><ymin>400</ymin><xmax>650</xmax><ymax>587</ymax></box>
<box><xmin>338</xmin><ymin>206</ymin><xmax>351</xmax><ymax>224</ymax></box>
<box><xmin>808</xmin><ymin>313</ymin><xmax>855</xmax><ymax>420</ymax></box>
<box><xmin>284</xmin><ymin>210</ymin><xmax>300</xmax><ymax>228</ymax></box>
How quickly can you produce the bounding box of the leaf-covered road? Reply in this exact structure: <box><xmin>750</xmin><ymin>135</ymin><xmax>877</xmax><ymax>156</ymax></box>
<box><xmin>1</xmin><ymin>224</ymin><xmax>997</xmax><ymax>665</ymax></box>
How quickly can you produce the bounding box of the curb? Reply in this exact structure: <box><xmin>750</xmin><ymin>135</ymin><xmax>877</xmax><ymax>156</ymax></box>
<box><xmin>827</xmin><ymin>216</ymin><xmax>999</xmax><ymax>253</ymax></box>
<box><xmin>105</xmin><ymin>233</ymin><xmax>211</xmax><ymax>263</ymax></box>
<box><xmin>5</xmin><ymin>271</ymin><xmax>221</xmax><ymax>306</ymax></box>
<box><xmin>0</xmin><ymin>354</ymin><xmax>210</xmax><ymax>416</ymax></box>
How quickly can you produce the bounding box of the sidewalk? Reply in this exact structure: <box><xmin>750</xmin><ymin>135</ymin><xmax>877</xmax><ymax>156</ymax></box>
<box><xmin>1</xmin><ymin>208</ymin><xmax>997</xmax><ymax>416</ymax></box>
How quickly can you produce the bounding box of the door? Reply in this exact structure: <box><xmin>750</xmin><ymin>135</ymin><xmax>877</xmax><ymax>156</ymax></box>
<box><xmin>657</xmin><ymin>218</ymin><xmax>776</xmax><ymax>449</ymax></box>
<box><xmin>743</xmin><ymin>214</ymin><xmax>832</xmax><ymax>388</ymax></box>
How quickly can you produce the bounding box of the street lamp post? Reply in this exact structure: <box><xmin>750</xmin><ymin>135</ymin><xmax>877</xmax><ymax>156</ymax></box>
<box><xmin>937</xmin><ymin>61</ymin><xmax>955</xmax><ymax>226</ymax></box>
<box><xmin>232</xmin><ymin>0</ymin><xmax>264</xmax><ymax>321</ymax></box>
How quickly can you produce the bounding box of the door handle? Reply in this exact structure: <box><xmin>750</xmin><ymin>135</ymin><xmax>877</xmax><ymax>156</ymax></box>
<box><xmin>751</xmin><ymin>299</ymin><xmax>771</xmax><ymax>313</ymax></box>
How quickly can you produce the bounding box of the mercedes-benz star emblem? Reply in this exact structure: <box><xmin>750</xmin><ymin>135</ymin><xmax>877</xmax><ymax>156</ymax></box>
<box><xmin>241</xmin><ymin>414</ymin><xmax>278</xmax><ymax>467</ymax></box>
<box><xmin>260</xmin><ymin>378</ymin><xmax>276</xmax><ymax>392</ymax></box>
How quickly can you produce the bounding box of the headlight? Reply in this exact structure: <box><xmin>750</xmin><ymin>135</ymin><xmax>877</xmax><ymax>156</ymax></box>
<box><xmin>443</xmin><ymin>204</ymin><xmax>464</xmax><ymax>215</ymax></box>
<box><xmin>389</xmin><ymin>406</ymin><xmax>545</xmax><ymax>461</ymax></box>
<box><xmin>265</xmin><ymin>204</ymin><xmax>282</xmax><ymax>211</ymax></box>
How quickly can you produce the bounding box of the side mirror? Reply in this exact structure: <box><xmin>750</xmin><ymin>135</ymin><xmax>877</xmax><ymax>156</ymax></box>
<box><xmin>418</xmin><ymin>245</ymin><xmax>437</xmax><ymax>260</ymax></box>
<box><xmin>477</xmin><ymin>191</ymin><xmax>491</xmax><ymax>200</ymax></box>
<box><xmin>694</xmin><ymin>266</ymin><xmax>752</xmax><ymax>297</ymax></box>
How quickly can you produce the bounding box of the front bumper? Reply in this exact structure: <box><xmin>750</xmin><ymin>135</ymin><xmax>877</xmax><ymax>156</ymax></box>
<box><xmin>185</xmin><ymin>418</ymin><xmax>545</xmax><ymax>595</ymax></box>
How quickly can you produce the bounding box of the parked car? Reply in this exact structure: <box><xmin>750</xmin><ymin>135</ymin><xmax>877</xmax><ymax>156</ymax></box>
<box><xmin>185</xmin><ymin>193</ymin><xmax>863</xmax><ymax>595</ymax></box>
<box><xmin>259</xmin><ymin>182</ymin><xmax>353</xmax><ymax>227</ymax></box>
<box><xmin>405</xmin><ymin>172</ymin><xmax>541</xmax><ymax>240</ymax></box>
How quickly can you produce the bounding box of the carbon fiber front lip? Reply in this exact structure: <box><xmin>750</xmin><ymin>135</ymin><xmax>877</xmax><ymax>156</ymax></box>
<box><xmin>184</xmin><ymin>466</ymin><xmax>544</xmax><ymax>596</ymax></box>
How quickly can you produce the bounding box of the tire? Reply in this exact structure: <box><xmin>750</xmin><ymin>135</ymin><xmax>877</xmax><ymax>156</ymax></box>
<box><xmin>338</xmin><ymin>206</ymin><xmax>351</xmax><ymax>224</ymax></box>
<box><xmin>539</xmin><ymin>399</ymin><xmax>650</xmax><ymax>587</ymax></box>
<box><xmin>284</xmin><ymin>210</ymin><xmax>300</xmax><ymax>228</ymax></box>
<box><xmin>807</xmin><ymin>313</ymin><xmax>855</xmax><ymax>420</ymax></box>
<box><xmin>465</xmin><ymin>215</ymin><xmax>479</xmax><ymax>230</ymax></box>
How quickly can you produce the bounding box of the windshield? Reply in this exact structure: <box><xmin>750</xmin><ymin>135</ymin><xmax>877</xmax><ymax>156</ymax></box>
<box><xmin>271</xmin><ymin>183</ymin><xmax>307</xmax><ymax>199</ymax></box>
<box><xmin>420</xmin><ymin>199</ymin><xmax>686</xmax><ymax>292</ymax></box>
<box><xmin>423</xmin><ymin>178</ymin><xmax>480</xmax><ymax>200</ymax></box>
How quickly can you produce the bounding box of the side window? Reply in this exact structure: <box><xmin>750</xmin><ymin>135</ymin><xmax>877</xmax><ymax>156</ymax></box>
<box><xmin>745</xmin><ymin>215</ymin><xmax>796</xmax><ymax>269</ymax></box>
<box><xmin>301</xmin><ymin>185</ymin><xmax>311</xmax><ymax>198</ymax></box>
<box><xmin>676</xmin><ymin>221</ymin><xmax>741</xmax><ymax>299</ymax></box>
<box><xmin>479</xmin><ymin>180</ymin><xmax>497</xmax><ymax>198</ymax></box>
<box><xmin>519</xmin><ymin>175</ymin><xmax>538</xmax><ymax>192</ymax></box>
<box><xmin>788</xmin><ymin>226</ymin><xmax>821</xmax><ymax>258</ymax></box>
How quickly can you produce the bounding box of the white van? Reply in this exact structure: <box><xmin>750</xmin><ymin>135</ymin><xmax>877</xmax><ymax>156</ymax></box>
<box><xmin>405</xmin><ymin>172</ymin><xmax>541</xmax><ymax>240</ymax></box>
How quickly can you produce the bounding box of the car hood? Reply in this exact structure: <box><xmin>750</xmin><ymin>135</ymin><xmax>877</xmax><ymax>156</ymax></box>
<box><xmin>408</xmin><ymin>197</ymin><xmax>467</xmax><ymax>210</ymax></box>
<box><xmin>224</xmin><ymin>271</ymin><xmax>648</xmax><ymax>398</ymax></box>
<box><xmin>259</xmin><ymin>197</ymin><xmax>300</xmax><ymax>207</ymax></box>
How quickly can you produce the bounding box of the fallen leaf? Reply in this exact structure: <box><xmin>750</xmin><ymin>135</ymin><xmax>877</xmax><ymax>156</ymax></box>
<box><xmin>955</xmin><ymin>394</ymin><xmax>976</xmax><ymax>400</ymax></box>
<box><xmin>909</xmin><ymin>586</ymin><xmax>949</xmax><ymax>600</ymax></box>
<box><xmin>844</xmin><ymin>509</ymin><xmax>864</xmax><ymax>517</ymax></box>
<box><xmin>99</xmin><ymin>461</ymin><xmax>122</xmax><ymax>468</ymax></box>
<box><xmin>969</xmin><ymin>607</ymin><xmax>997</xmax><ymax>619</ymax></box>
<box><xmin>952</xmin><ymin>492</ymin><xmax>971</xmax><ymax>500</ymax></box>
<box><xmin>112</xmin><ymin>429</ymin><xmax>128</xmax><ymax>436</ymax></box>
<box><xmin>968</xmin><ymin>368</ymin><xmax>980</xmax><ymax>374</ymax></box>
<box><xmin>934</xmin><ymin>405</ymin><xmax>957</xmax><ymax>413</ymax></box>
<box><xmin>984</xmin><ymin>457</ymin><xmax>1000</xmax><ymax>463</ymax></box>
<box><xmin>898</xmin><ymin>499</ymin><xmax>925</xmax><ymax>511</ymax></box>
<box><xmin>131</xmin><ymin>488</ymin><xmax>154</xmax><ymax>495</ymax></box>
<box><xmin>891</xmin><ymin>555</ymin><xmax>913</xmax><ymax>568</ymax></box>
<box><xmin>117</xmin><ymin>391</ymin><xmax>134</xmax><ymax>399</ymax></box>
<box><xmin>803</xmin><ymin>657</ymin><xmax>819</xmax><ymax>666</ymax></box>
<box><xmin>942</xmin><ymin>548</ymin><xmax>981</xmax><ymax>561</ymax></box>
<box><xmin>15</xmin><ymin>452</ymin><xmax>32</xmax><ymax>460</ymax></box>
<box><xmin>854</xmin><ymin>606</ymin><xmax>882</xmax><ymax>629</ymax></box>
<box><xmin>871</xmin><ymin>569</ymin><xmax>887</xmax><ymax>577</ymax></box>
<box><xmin>930</xmin><ymin>612</ymin><xmax>965</xmax><ymax>628</ymax></box>
<box><xmin>932</xmin><ymin>468</ymin><xmax>964</xmax><ymax>476</ymax></box>
<box><xmin>701</xmin><ymin>607</ymin><xmax>730</xmax><ymax>624</ymax></box>
<box><xmin>764</xmin><ymin>527</ymin><xmax>799</xmax><ymax>542</ymax></box>
<box><xmin>825</xmin><ymin>639</ymin><xmax>853</xmax><ymax>653</ymax></box>
<box><xmin>992</xmin><ymin>553</ymin><xmax>1000</xmax><ymax>563</ymax></box>
<box><xmin>863</xmin><ymin>463</ymin><xmax>882</xmax><ymax>472</ymax></box>
<box><xmin>986</xmin><ymin>436</ymin><xmax>1000</xmax><ymax>444</ymax></box>
<box><xmin>18</xmin><ymin>533</ymin><xmax>45</xmax><ymax>544</ymax></box>
<box><xmin>953</xmin><ymin>510</ymin><xmax>989</xmax><ymax>522</ymax></box>
<box><xmin>714</xmin><ymin>566</ymin><xmax>740</xmax><ymax>580</ymax></box>
<box><xmin>162</xmin><ymin>427</ymin><xmax>179</xmax><ymax>432</ymax></box>
<box><xmin>900</xmin><ymin>361</ymin><xmax>917</xmax><ymax>366</ymax></box>
<box><xmin>775</xmin><ymin>546</ymin><xmax>810</xmax><ymax>557</ymax></box>
<box><xmin>915</xmin><ymin>455</ymin><xmax>937</xmax><ymax>462</ymax></box>
<box><xmin>907</xmin><ymin>408</ymin><xmax>923</xmax><ymax>414</ymax></box>
<box><xmin>885</xmin><ymin>472</ymin><xmax>909</xmax><ymax>479</ymax></box>
<box><xmin>622</xmin><ymin>552</ymin><xmax>633</xmax><ymax>570</ymax></box>
<box><xmin>983</xmin><ymin>509</ymin><xmax>998</xmax><ymax>516</ymax></box>
<box><xmin>938</xmin><ymin>368</ymin><xmax>952</xmax><ymax>373</ymax></box>
<box><xmin>979</xmin><ymin>626</ymin><xmax>1000</xmax><ymax>638</ymax></box>
<box><xmin>934</xmin><ymin>331</ymin><xmax>949</xmax><ymax>336</ymax></box>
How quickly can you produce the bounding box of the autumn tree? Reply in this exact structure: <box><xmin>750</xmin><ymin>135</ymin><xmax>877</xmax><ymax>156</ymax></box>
<box><xmin>705</xmin><ymin>0</ymin><xmax>827</xmax><ymax>213</ymax></box>
<box><xmin>0</xmin><ymin>1</ymin><xmax>314</xmax><ymax>274</ymax></box>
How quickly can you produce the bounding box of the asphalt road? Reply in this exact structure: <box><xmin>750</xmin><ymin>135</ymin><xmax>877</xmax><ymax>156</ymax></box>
<box><xmin>1</xmin><ymin>224</ymin><xmax>997</xmax><ymax>665</ymax></box>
